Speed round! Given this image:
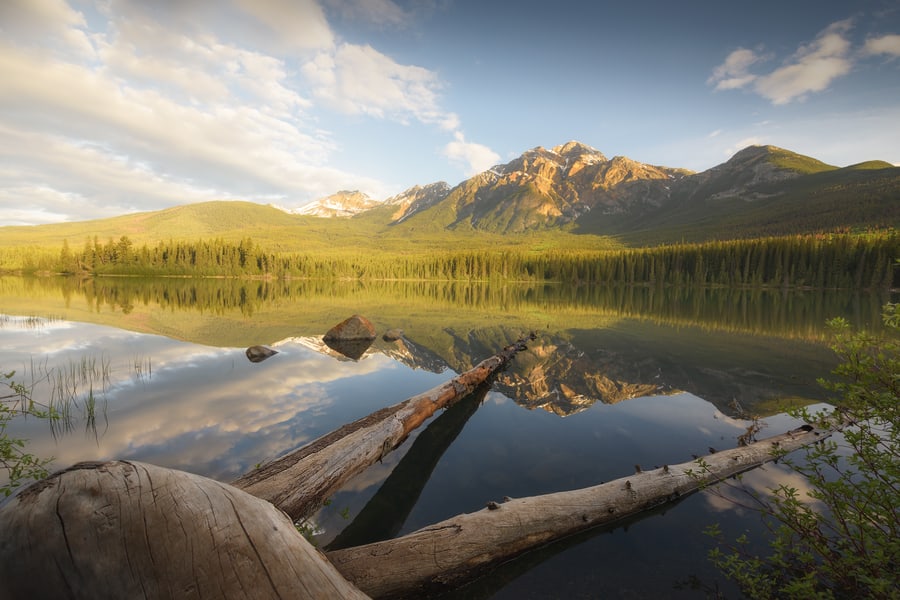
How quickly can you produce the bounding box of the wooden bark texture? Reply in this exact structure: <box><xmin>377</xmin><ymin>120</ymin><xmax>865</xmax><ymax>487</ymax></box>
<box><xmin>0</xmin><ymin>460</ymin><xmax>370</xmax><ymax>600</ymax></box>
<box><xmin>233</xmin><ymin>337</ymin><xmax>531</xmax><ymax>522</ymax></box>
<box><xmin>327</xmin><ymin>423</ymin><xmax>834</xmax><ymax>599</ymax></box>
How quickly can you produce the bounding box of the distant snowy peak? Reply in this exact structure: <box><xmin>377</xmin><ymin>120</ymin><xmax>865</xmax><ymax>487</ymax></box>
<box><xmin>295</xmin><ymin>190</ymin><xmax>381</xmax><ymax>218</ymax></box>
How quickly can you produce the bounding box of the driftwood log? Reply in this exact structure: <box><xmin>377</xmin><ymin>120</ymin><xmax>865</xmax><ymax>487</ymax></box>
<box><xmin>325</xmin><ymin>421</ymin><xmax>839</xmax><ymax>598</ymax></box>
<box><xmin>232</xmin><ymin>334</ymin><xmax>534</xmax><ymax>522</ymax></box>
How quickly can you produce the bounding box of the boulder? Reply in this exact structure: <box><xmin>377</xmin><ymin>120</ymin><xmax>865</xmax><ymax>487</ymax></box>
<box><xmin>323</xmin><ymin>315</ymin><xmax>376</xmax><ymax>342</ymax></box>
<box><xmin>324</xmin><ymin>338</ymin><xmax>373</xmax><ymax>361</ymax></box>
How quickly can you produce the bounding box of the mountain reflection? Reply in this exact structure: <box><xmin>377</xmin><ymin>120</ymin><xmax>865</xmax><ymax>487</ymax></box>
<box><xmin>2</xmin><ymin>276</ymin><xmax>889</xmax><ymax>342</ymax></box>
<box><xmin>2</xmin><ymin>275</ymin><xmax>882</xmax><ymax>422</ymax></box>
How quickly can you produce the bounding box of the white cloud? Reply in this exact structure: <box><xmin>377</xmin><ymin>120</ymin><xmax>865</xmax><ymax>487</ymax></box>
<box><xmin>303</xmin><ymin>42</ymin><xmax>460</xmax><ymax>130</ymax></box>
<box><xmin>708</xmin><ymin>48</ymin><xmax>761</xmax><ymax>91</ymax></box>
<box><xmin>755</xmin><ymin>20</ymin><xmax>854</xmax><ymax>104</ymax></box>
<box><xmin>443</xmin><ymin>131</ymin><xmax>501</xmax><ymax>175</ymax></box>
<box><xmin>0</xmin><ymin>124</ymin><xmax>226</xmax><ymax>222</ymax></box>
<box><xmin>0</xmin><ymin>0</ymin><xmax>474</xmax><ymax>223</ymax></box>
<box><xmin>710</xmin><ymin>19</ymin><xmax>864</xmax><ymax>105</ymax></box>
<box><xmin>0</xmin><ymin>0</ymin><xmax>94</xmax><ymax>57</ymax></box>
<box><xmin>703</xmin><ymin>462</ymin><xmax>824</xmax><ymax>514</ymax></box>
<box><xmin>862</xmin><ymin>33</ymin><xmax>900</xmax><ymax>57</ymax></box>
<box><xmin>233</xmin><ymin>0</ymin><xmax>334</xmax><ymax>51</ymax></box>
<box><xmin>0</xmin><ymin>5</ymin><xmax>397</xmax><ymax>220</ymax></box>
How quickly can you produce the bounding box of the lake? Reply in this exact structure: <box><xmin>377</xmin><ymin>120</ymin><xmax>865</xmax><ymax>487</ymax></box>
<box><xmin>0</xmin><ymin>276</ymin><xmax>892</xmax><ymax>598</ymax></box>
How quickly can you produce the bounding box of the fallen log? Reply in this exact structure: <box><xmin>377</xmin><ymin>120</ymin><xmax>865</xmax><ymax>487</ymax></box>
<box><xmin>326</xmin><ymin>420</ymin><xmax>843</xmax><ymax>599</ymax></box>
<box><xmin>0</xmin><ymin>460</ymin><xmax>370</xmax><ymax>600</ymax></box>
<box><xmin>232</xmin><ymin>334</ymin><xmax>534</xmax><ymax>522</ymax></box>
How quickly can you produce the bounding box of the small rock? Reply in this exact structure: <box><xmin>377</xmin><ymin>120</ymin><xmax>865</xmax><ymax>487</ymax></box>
<box><xmin>382</xmin><ymin>328</ymin><xmax>404</xmax><ymax>342</ymax></box>
<box><xmin>245</xmin><ymin>345</ymin><xmax>277</xmax><ymax>363</ymax></box>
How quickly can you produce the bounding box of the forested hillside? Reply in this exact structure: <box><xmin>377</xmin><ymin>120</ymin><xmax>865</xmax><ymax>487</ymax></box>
<box><xmin>4</xmin><ymin>231</ymin><xmax>895</xmax><ymax>292</ymax></box>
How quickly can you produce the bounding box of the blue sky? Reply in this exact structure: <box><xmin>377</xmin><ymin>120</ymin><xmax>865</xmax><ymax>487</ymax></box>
<box><xmin>1</xmin><ymin>0</ymin><xmax>898</xmax><ymax>226</ymax></box>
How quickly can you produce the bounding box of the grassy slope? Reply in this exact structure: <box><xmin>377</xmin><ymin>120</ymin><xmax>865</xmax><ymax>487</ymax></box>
<box><xmin>0</xmin><ymin>200</ymin><xmax>623</xmax><ymax>257</ymax></box>
<box><xmin>579</xmin><ymin>164</ymin><xmax>900</xmax><ymax>245</ymax></box>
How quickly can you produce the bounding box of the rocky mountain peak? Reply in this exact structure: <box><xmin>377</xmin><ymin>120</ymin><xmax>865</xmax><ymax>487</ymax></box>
<box><xmin>552</xmin><ymin>140</ymin><xmax>607</xmax><ymax>162</ymax></box>
<box><xmin>295</xmin><ymin>190</ymin><xmax>380</xmax><ymax>217</ymax></box>
<box><xmin>385</xmin><ymin>181</ymin><xmax>452</xmax><ymax>223</ymax></box>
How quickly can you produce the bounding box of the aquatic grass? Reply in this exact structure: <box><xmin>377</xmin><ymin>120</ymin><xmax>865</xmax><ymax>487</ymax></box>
<box><xmin>0</xmin><ymin>314</ymin><xmax>62</xmax><ymax>330</ymax></box>
<box><xmin>40</xmin><ymin>354</ymin><xmax>111</xmax><ymax>439</ymax></box>
<box><xmin>132</xmin><ymin>355</ymin><xmax>152</xmax><ymax>382</ymax></box>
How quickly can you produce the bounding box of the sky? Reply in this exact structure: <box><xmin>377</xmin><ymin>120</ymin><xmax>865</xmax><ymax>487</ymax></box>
<box><xmin>1</xmin><ymin>0</ymin><xmax>899</xmax><ymax>226</ymax></box>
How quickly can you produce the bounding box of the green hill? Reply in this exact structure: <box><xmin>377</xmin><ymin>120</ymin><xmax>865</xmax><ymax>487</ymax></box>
<box><xmin>573</xmin><ymin>147</ymin><xmax>900</xmax><ymax>244</ymax></box>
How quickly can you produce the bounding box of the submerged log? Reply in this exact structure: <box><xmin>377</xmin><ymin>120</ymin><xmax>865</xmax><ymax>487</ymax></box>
<box><xmin>326</xmin><ymin>421</ymin><xmax>841</xmax><ymax>599</ymax></box>
<box><xmin>233</xmin><ymin>334</ymin><xmax>535</xmax><ymax>522</ymax></box>
<box><xmin>0</xmin><ymin>460</ymin><xmax>370</xmax><ymax>600</ymax></box>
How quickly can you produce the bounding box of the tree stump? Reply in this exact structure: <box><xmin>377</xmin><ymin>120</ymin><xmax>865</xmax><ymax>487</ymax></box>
<box><xmin>0</xmin><ymin>460</ymin><xmax>369</xmax><ymax>600</ymax></box>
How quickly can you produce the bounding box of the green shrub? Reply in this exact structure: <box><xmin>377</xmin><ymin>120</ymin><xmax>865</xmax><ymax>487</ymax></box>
<box><xmin>707</xmin><ymin>303</ymin><xmax>900</xmax><ymax>598</ymax></box>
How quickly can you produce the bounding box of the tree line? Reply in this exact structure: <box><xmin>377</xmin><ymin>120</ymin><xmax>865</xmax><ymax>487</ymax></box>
<box><xmin>5</xmin><ymin>231</ymin><xmax>898</xmax><ymax>291</ymax></box>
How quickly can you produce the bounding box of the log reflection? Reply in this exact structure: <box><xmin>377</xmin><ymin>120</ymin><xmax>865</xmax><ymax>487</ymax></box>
<box><xmin>326</xmin><ymin>385</ymin><xmax>488</xmax><ymax>550</ymax></box>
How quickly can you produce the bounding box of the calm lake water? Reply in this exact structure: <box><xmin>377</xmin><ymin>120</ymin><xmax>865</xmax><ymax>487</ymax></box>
<box><xmin>0</xmin><ymin>276</ymin><xmax>893</xmax><ymax>598</ymax></box>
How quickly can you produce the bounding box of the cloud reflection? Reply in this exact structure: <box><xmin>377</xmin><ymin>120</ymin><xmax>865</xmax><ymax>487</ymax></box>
<box><xmin>1</xmin><ymin>318</ymin><xmax>430</xmax><ymax>486</ymax></box>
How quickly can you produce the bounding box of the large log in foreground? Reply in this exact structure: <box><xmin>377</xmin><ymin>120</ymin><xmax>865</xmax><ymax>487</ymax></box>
<box><xmin>326</xmin><ymin>420</ymin><xmax>840</xmax><ymax>599</ymax></box>
<box><xmin>0</xmin><ymin>460</ymin><xmax>370</xmax><ymax>600</ymax></box>
<box><xmin>233</xmin><ymin>334</ymin><xmax>534</xmax><ymax>522</ymax></box>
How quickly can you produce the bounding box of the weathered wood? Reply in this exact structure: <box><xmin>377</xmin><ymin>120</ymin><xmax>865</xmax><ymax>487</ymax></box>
<box><xmin>326</xmin><ymin>421</ymin><xmax>839</xmax><ymax>599</ymax></box>
<box><xmin>0</xmin><ymin>460</ymin><xmax>370</xmax><ymax>600</ymax></box>
<box><xmin>233</xmin><ymin>335</ymin><xmax>533</xmax><ymax>522</ymax></box>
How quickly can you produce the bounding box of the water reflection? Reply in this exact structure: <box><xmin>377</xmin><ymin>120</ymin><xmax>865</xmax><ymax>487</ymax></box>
<box><xmin>1</xmin><ymin>276</ymin><xmax>878</xmax><ymax>421</ymax></box>
<box><xmin>1</xmin><ymin>276</ymin><xmax>890</xmax><ymax>343</ymax></box>
<box><xmin>0</xmin><ymin>318</ymin><xmax>450</xmax><ymax>486</ymax></box>
<box><xmin>327</xmin><ymin>386</ymin><xmax>488</xmax><ymax>551</ymax></box>
<box><xmin>0</xmin><ymin>276</ymin><xmax>889</xmax><ymax>597</ymax></box>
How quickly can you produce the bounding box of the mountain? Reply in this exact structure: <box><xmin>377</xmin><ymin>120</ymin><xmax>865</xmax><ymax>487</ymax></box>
<box><xmin>384</xmin><ymin>182</ymin><xmax>451</xmax><ymax>223</ymax></box>
<box><xmin>1</xmin><ymin>141</ymin><xmax>896</xmax><ymax>250</ymax></box>
<box><xmin>389</xmin><ymin>141</ymin><xmax>691</xmax><ymax>233</ymax></box>
<box><xmin>677</xmin><ymin>144</ymin><xmax>835</xmax><ymax>202</ymax></box>
<box><xmin>575</xmin><ymin>144</ymin><xmax>900</xmax><ymax>243</ymax></box>
<box><xmin>385</xmin><ymin>141</ymin><xmax>898</xmax><ymax>239</ymax></box>
<box><xmin>293</xmin><ymin>190</ymin><xmax>382</xmax><ymax>217</ymax></box>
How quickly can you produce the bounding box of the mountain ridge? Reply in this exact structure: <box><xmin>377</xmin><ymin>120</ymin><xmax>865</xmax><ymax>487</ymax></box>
<box><xmin>1</xmin><ymin>141</ymin><xmax>897</xmax><ymax>248</ymax></box>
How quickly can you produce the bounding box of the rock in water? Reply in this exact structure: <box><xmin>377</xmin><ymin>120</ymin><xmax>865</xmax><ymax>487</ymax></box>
<box><xmin>382</xmin><ymin>328</ymin><xmax>404</xmax><ymax>342</ymax></box>
<box><xmin>323</xmin><ymin>315</ymin><xmax>376</xmax><ymax>342</ymax></box>
<box><xmin>246</xmin><ymin>345</ymin><xmax>278</xmax><ymax>363</ymax></box>
<box><xmin>324</xmin><ymin>338</ymin><xmax>373</xmax><ymax>361</ymax></box>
